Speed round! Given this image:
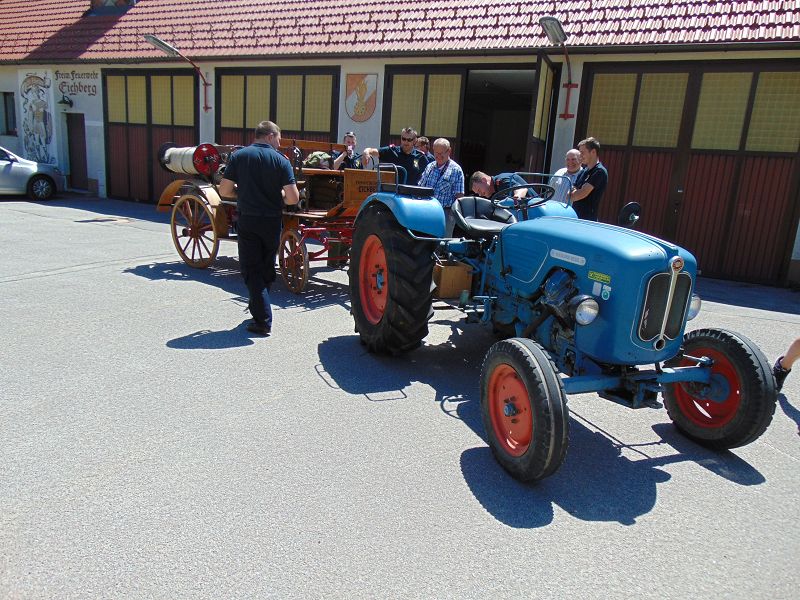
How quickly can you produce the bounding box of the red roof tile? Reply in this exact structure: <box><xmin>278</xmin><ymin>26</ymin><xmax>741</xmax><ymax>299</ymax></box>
<box><xmin>0</xmin><ymin>0</ymin><xmax>797</xmax><ymax>63</ymax></box>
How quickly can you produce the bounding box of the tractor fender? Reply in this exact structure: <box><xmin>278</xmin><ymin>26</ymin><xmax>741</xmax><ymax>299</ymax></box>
<box><xmin>358</xmin><ymin>192</ymin><xmax>446</xmax><ymax>238</ymax></box>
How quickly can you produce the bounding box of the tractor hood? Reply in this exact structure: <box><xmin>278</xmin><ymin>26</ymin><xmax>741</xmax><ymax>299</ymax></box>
<box><xmin>501</xmin><ymin>217</ymin><xmax>697</xmax><ymax>289</ymax></box>
<box><xmin>499</xmin><ymin>217</ymin><xmax>698</xmax><ymax>365</ymax></box>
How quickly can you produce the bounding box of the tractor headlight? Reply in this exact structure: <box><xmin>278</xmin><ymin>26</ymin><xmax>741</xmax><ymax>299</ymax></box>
<box><xmin>569</xmin><ymin>295</ymin><xmax>599</xmax><ymax>326</ymax></box>
<box><xmin>687</xmin><ymin>293</ymin><xmax>702</xmax><ymax>320</ymax></box>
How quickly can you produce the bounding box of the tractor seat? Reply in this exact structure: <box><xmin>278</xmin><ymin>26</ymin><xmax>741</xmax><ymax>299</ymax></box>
<box><xmin>379</xmin><ymin>183</ymin><xmax>434</xmax><ymax>198</ymax></box>
<box><xmin>452</xmin><ymin>196</ymin><xmax>517</xmax><ymax>239</ymax></box>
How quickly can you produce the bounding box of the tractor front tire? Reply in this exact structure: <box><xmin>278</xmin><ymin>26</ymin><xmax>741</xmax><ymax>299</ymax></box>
<box><xmin>480</xmin><ymin>338</ymin><xmax>569</xmax><ymax>482</ymax></box>
<box><xmin>663</xmin><ymin>328</ymin><xmax>777</xmax><ymax>449</ymax></box>
<box><xmin>349</xmin><ymin>203</ymin><xmax>436</xmax><ymax>354</ymax></box>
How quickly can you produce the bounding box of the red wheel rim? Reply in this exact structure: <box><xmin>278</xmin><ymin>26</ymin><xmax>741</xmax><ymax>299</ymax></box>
<box><xmin>488</xmin><ymin>364</ymin><xmax>532</xmax><ymax>457</ymax></box>
<box><xmin>359</xmin><ymin>234</ymin><xmax>388</xmax><ymax>325</ymax></box>
<box><xmin>674</xmin><ymin>347</ymin><xmax>742</xmax><ymax>428</ymax></box>
<box><xmin>192</xmin><ymin>143</ymin><xmax>221</xmax><ymax>177</ymax></box>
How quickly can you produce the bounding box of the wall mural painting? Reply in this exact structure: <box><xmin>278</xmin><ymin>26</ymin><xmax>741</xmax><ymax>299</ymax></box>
<box><xmin>18</xmin><ymin>71</ymin><xmax>56</xmax><ymax>164</ymax></box>
<box><xmin>346</xmin><ymin>74</ymin><xmax>377</xmax><ymax>123</ymax></box>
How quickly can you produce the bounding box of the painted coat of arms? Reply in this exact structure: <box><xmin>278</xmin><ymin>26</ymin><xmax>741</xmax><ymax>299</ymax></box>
<box><xmin>345</xmin><ymin>74</ymin><xmax>377</xmax><ymax>123</ymax></box>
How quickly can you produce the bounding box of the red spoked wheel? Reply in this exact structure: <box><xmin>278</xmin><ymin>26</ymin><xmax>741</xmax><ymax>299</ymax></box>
<box><xmin>480</xmin><ymin>338</ymin><xmax>569</xmax><ymax>482</ymax></box>
<box><xmin>664</xmin><ymin>328</ymin><xmax>777</xmax><ymax>449</ymax></box>
<box><xmin>170</xmin><ymin>194</ymin><xmax>219</xmax><ymax>268</ymax></box>
<box><xmin>278</xmin><ymin>229</ymin><xmax>309</xmax><ymax>294</ymax></box>
<box><xmin>358</xmin><ymin>234</ymin><xmax>388</xmax><ymax>325</ymax></box>
<box><xmin>192</xmin><ymin>143</ymin><xmax>221</xmax><ymax>177</ymax></box>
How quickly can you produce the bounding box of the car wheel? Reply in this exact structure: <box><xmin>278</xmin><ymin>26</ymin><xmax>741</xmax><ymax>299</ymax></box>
<box><xmin>27</xmin><ymin>176</ymin><xmax>55</xmax><ymax>200</ymax></box>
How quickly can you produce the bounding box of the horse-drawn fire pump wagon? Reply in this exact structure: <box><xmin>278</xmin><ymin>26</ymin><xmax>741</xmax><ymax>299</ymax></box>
<box><xmin>155</xmin><ymin>140</ymin><xmax>392</xmax><ymax>293</ymax></box>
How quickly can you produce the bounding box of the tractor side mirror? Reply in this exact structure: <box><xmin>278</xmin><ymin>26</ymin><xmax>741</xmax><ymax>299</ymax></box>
<box><xmin>617</xmin><ymin>202</ymin><xmax>641</xmax><ymax>228</ymax></box>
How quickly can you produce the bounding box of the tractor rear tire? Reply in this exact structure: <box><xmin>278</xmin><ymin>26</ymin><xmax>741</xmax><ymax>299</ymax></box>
<box><xmin>663</xmin><ymin>328</ymin><xmax>776</xmax><ymax>449</ymax></box>
<box><xmin>480</xmin><ymin>338</ymin><xmax>569</xmax><ymax>482</ymax></box>
<box><xmin>349</xmin><ymin>203</ymin><xmax>436</xmax><ymax>354</ymax></box>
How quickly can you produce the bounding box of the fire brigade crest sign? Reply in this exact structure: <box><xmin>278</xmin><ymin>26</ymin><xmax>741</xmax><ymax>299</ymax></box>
<box><xmin>345</xmin><ymin>74</ymin><xmax>377</xmax><ymax>123</ymax></box>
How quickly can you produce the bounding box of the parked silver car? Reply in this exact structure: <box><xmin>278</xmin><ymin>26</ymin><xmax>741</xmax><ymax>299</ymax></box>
<box><xmin>0</xmin><ymin>145</ymin><xmax>66</xmax><ymax>200</ymax></box>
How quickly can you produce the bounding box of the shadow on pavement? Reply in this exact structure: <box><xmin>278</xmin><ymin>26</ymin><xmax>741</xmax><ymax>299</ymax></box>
<box><xmin>167</xmin><ymin>321</ymin><xmax>257</xmax><ymax>350</ymax></box>
<box><xmin>778</xmin><ymin>394</ymin><xmax>800</xmax><ymax>435</ymax></box>
<box><xmin>124</xmin><ymin>257</ymin><xmax>350</xmax><ymax>314</ymax></box>
<box><xmin>22</xmin><ymin>193</ymin><xmax>174</xmax><ymax>225</ymax></box>
<box><xmin>696</xmin><ymin>276</ymin><xmax>800</xmax><ymax>315</ymax></box>
<box><xmin>317</xmin><ymin>320</ymin><xmax>766</xmax><ymax>528</ymax></box>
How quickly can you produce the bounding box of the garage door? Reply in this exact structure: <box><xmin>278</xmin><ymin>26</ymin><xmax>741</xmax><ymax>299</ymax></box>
<box><xmin>104</xmin><ymin>70</ymin><xmax>198</xmax><ymax>202</ymax></box>
<box><xmin>578</xmin><ymin>61</ymin><xmax>800</xmax><ymax>284</ymax></box>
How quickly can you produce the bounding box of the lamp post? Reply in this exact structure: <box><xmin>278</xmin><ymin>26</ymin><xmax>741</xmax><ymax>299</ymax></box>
<box><xmin>144</xmin><ymin>34</ymin><xmax>211</xmax><ymax>113</ymax></box>
<box><xmin>538</xmin><ymin>16</ymin><xmax>576</xmax><ymax>120</ymax></box>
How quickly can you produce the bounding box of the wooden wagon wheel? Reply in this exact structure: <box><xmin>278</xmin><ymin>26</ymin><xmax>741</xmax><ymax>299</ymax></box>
<box><xmin>279</xmin><ymin>228</ymin><xmax>309</xmax><ymax>293</ymax></box>
<box><xmin>171</xmin><ymin>194</ymin><xmax>219</xmax><ymax>268</ymax></box>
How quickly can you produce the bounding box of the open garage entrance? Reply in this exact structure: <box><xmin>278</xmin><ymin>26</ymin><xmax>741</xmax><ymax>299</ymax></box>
<box><xmin>381</xmin><ymin>65</ymin><xmax>552</xmax><ymax>183</ymax></box>
<box><xmin>460</xmin><ymin>69</ymin><xmax>536</xmax><ymax>179</ymax></box>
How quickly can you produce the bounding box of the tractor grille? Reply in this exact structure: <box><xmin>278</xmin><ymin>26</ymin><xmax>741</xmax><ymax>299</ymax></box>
<box><xmin>639</xmin><ymin>272</ymin><xmax>692</xmax><ymax>345</ymax></box>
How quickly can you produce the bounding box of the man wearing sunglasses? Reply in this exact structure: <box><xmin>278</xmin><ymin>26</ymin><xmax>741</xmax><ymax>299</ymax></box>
<box><xmin>363</xmin><ymin>127</ymin><xmax>431</xmax><ymax>185</ymax></box>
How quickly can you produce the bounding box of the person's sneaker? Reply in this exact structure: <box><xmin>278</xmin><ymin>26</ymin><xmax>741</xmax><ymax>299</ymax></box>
<box><xmin>246</xmin><ymin>320</ymin><xmax>271</xmax><ymax>336</ymax></box>
<box><xmin>773</xmin><ymin>356</ymin><xmax>790</xmax><ymax>392</ymax></box>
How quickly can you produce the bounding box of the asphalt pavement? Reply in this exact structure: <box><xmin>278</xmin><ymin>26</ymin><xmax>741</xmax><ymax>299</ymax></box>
<box><xmin>1</xmin><ymin>195</ymin><xmax>799</xmax><ymax>598</ymax></box>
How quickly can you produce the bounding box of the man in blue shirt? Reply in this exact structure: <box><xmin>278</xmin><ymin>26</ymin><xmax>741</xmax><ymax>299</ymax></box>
<box><xmin>418</xmin><ymin>138</ymin><xmax>464</xmax><ymax>237</ymax></box>
<box><xmin>571</xmin><ymin>137</ymin><xmax>608</xmax><ymax>221</ymax></box>
<box><xmin>218</xmin><ymin>121</ymin><xmax>300</xmax><ymax>336</ymax></box>
<box><xmin>363</xmin><ymin>127</ymin><xmax>430</xmax><ymax>185</ymax></box>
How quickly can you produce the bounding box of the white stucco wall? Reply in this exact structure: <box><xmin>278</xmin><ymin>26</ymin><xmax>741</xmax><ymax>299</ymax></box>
<box><xmin>0</xmin><ymin>65</ymin><xmax>107</xmax><ymax>194</ymax></box>
<box><xmin>3</xmin><ymin>49</ymin><xmax>798</xmax><ymax>280</ymax></box>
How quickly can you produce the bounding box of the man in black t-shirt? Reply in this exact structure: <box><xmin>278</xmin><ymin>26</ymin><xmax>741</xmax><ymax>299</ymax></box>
<box><xmin>571</xmin><ymin>137</ymin><xmax>608</xmax><ymax>221</ymax></box>
<box><xmin>219</xmin><ymin>121</ymin><xmax>300</xmax><ymax>335</ymax></box>
<box><xmin>363</xmin><ymin>127</ymin><xmax>431</xmax><ymax>185</ymax></box>
<box><xmin>331</xmin><ymin>131</ymin><xmax>364</xmax><ymax>170</ymax></box>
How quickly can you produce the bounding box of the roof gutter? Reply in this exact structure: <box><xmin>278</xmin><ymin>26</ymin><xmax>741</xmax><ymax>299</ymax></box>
<box><xmin>1</xmin><ymin>41</ymin><xmax>798</xmax><ymax>66</ymax></box>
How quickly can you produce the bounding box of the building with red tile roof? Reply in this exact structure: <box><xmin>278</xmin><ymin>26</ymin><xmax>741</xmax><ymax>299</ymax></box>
<box><xmin>0</xmin><ymin>0</ymin><xmax>798</xmax><ymax>283</ymax></box>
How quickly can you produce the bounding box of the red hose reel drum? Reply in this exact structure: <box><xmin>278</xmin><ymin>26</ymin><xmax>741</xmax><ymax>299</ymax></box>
<box><xmin>192</xmin><ymin>143</ymin><xmax>221</xmax><ymax>177</ymax></box>
<box><xmin>158</xmin><ymin>142</ymin><xmax>222</xmax><ymax>178</ymax></box>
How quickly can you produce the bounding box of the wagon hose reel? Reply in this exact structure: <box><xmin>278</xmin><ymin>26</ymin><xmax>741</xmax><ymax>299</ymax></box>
<box><xmin>158</xmin><ymin>142</ymin><xmax>223</xmax><ymax>180</ymax></box>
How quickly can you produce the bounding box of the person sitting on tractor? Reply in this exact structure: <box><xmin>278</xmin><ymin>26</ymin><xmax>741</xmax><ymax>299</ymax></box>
<box><xmin>470</xmin><ymin>171</ymin><xmax>533</xmax><ymax>204</ymax></box>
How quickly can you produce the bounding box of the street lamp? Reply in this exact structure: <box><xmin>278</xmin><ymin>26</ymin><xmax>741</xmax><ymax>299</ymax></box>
<box><xmin>144</xmin><ymin>34</ymin><xmax>211</xmax><ymax>113</ymax></box>
<box><xmin>538</xmin><ymin>16</ymin><xmax>576</xmax><ymax>120</ymax></box>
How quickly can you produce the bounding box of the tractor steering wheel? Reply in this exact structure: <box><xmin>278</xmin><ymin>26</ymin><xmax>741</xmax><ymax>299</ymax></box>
<box><xmin>490</xmin><ymin>183</ymin><xmax>555</xmax><ymax>218</ymax></box>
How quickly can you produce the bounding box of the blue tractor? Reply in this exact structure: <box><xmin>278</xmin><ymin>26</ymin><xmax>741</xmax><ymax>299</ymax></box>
<box><xmin>348</xmin><ymin>166</ymin><xmax>777</xmax><ymax>482</ymax></box>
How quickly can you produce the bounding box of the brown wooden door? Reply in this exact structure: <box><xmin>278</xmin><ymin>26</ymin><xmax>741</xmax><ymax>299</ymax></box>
<box><xmin>66</xmin><ymin>113</ymin><xmax>88</xmax><ymax>190</ymax></box>
<box><xmin>104</xmin><ymin>71</ymin><xmax>198</xmax><ymax>202</ymax></box>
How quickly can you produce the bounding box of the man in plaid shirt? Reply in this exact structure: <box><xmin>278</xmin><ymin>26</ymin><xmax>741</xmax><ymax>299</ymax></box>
<box><xmin>417</xmin><ymin>138</ymin><xmax>465</xmax><ymax>237</ymax></box>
